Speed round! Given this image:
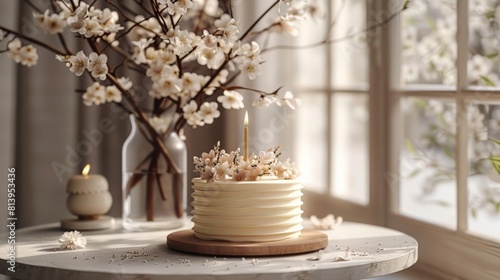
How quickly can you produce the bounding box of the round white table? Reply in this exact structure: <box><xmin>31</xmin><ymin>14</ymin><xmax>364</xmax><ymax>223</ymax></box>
<box><xmin>0</xmin><ymin>220</ymin><xmax>417</xmax><ymax>280</ymax></box>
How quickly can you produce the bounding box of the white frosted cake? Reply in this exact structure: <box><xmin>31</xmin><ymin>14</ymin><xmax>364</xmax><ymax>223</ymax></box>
<box><xmin>191</xmin><ymin>177</ymin><xmax>303</xmax><ymax>242</ymax></box>
<box><xmin>191</xmin><ymin>143</ymin><xmax>302</xmax><ymax>242</ymax></box>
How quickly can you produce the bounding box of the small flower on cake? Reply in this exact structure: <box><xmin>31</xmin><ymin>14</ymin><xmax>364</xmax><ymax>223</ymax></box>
<box><xmin>58</xmin><ymin>230</ymin><xmax>87</xmax><ymax>250</ymax></box>
<box><xmin>193</xmin><ymin>142</ymin><xmax>300</xmax><ymax>182</ymax></box>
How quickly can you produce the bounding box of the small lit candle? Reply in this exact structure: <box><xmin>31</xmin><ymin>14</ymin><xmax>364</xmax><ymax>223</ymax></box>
<box><xmin>66</xmin><ymin>164</ymin><xmax>112</xmax><ymax>220</ymax></box>
<box><xmin>244</xmin><ymin>111</ymin><xmax>249</xmax><ymax>161</ymax></box>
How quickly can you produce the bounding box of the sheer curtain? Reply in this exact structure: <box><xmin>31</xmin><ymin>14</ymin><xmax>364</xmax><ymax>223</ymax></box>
<box><xmin>0</xmin><ymin>1</ymin><xmax>18</xmax><ymax>234</ymax></box>
<box><xmin>0</xmin><ymin>1</ymin><xmax>302</xmax><ymax>231</ymax></box>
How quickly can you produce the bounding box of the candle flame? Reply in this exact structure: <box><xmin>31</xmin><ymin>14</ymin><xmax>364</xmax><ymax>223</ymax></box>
<box><xmin>82</xmin><ymin>164</ymin><xmax>91</xmax><ymax>176</ymax></box>
<box><xmin>244</xmin><ymin>111</ymin><xmax>249</xmax><ymax>126</ymax></box>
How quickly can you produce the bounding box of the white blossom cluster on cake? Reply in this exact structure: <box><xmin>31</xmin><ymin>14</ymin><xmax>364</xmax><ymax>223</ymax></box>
<box><xmin>193</xmin><ymin>142</ymin><xmax>299</xmax><ymax>182</ymax></box>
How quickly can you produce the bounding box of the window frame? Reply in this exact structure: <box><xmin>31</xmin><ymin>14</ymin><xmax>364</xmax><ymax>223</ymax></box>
<box><xmin>323</xmin><ymin>0</ymin><xmax>384</xmax><ymax>225</ymax></box>
<box><xmin>383</xmin><ymin>1</ymin><xmax>500</xmax><ymax>279</ymax></box>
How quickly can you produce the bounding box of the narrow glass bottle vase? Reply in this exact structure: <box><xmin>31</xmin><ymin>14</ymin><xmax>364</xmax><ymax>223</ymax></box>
<box><xmin>122</xmin><ymin>115</ymin><xmax>186</xmax><ymax>231</ymax></box>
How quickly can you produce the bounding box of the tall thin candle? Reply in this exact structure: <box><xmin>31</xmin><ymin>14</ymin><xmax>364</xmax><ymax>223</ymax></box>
<box><xmin>244</xmin><ymin>111</ymin><xmax>249</xmax><ymax>161</ymax></box>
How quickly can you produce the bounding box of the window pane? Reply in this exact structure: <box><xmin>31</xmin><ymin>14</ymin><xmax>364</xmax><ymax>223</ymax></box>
<box><xmin>294</xmin><ymin>1</ymin><xmax>329</xmax><ymax>88</ymax></box>
<box><xmin>401</xmin><ymin>1</ymin><xmax>457</xmax><ymax>86</ymax></box>
<box><xmin>467</xmin><ymin>103</ymin><xmax>500</xmax><ymax>241</ymax></box>
<box><xmin>399</xmin><ymin>97</ymin><xmax>457</xmax><ymax>229</ymax></box>
<box><xmin>296</xmin><ymin>92</ymin><xmax>328</xmax><ymax>193</ymax></box>
<box><xmin>330</xmin><ymin>0</ymin><xmax>368</xmax><ymax>88</ymax></box>
<box><xmin>468</xmin><ymin>1</ymin><xmax>500</xmax><ymax>87</ymax></box>
<box><xmin>331</xmin><ymin>93</ymin><xmax>369</xmax><ymax>205</ymax></box>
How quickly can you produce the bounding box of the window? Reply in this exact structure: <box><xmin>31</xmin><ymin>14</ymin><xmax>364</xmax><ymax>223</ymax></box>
<box><xmin>295</xmin><ymin>0</ymin><xmax>374</xmax><ymax>222</ymax></box>
<box><xmin>295</xmin><ymin>0</ymin><xmax>500</xmax><ymax>278</ymax></box>
<box><xmin>389</xmin><ymin>1</ymin><xmax>500</xmax><ymax>277</ymax></box>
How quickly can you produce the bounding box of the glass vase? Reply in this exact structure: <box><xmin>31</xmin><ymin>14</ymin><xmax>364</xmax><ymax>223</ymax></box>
<box><xmin>122</xmin><ymin>115</ymin><xmax>186</xmax><ymax>231</ymax></box>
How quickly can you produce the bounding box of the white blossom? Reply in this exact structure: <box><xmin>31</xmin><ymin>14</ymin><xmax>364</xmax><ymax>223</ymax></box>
<box><xmin>146</xmin><ymin>59</ymin><xmax>166</xmax><ymax>82</ymax></box>
<box><xmin>155</xmin><ymin>46</ymin><xmax>176</xmax><ymax>65</ymax></box>
<box><xmin>18</xmin><ymin>45</ymin><xmax>39</xmax><ymax>67</ymax></box>
<box><xmin>58</xmin><ymin>231</ymin><xmax>87</xmax><ymax>250</ymax></box>
<box><xmin>252</xmin><ymin>96</ymin><xmax>276</xmax><ymax>107</ymax></box>
<box><xmin>68</xmin><ymin>51</ymin><xmax>88</xmax><ymax>76</ymax></box>
<box><xmin>196</xmin><ymin>45</ymin><xmax>225</xmax><ymax>69</ymax></box>
<box><xmin>198</xmin><ymin>102</ymin><xmax>220</xmax><ymax>125</ymax></box>
<box><xmin>186</xmin><ymin>112</ymin><xmax>204</xmax><ymax>127</ymax></box>
<box><xmin>183</xmin><ymin>100</ymin><xmax>198</xmax><ymax>115</ymax></box>
<box><xmin>149</xmin><ymin>115</ymin><xmax>172</xmax><ymax>134</ymax></box>
<box><xmin>104</xmin><ymin>85</ymin><xmax>122</xmax><ymax>102</ymax></box>
<box><xmin>182</xmin><ymin>72</ymin><xmax>205</xmax><ymax>96</ymax></box>
<box><xmin>98</xmin><ymin>8</ymin><xmax>123</xmax><ymax>33</ymax></box>
<box><xmin>132</xmin><ymin>38</ymin><xmax>154</xmax><ymax>64</ymax></box>
<box><xmin>240</xmin><ymin>60</ymin><xmax>261</xmax><ymax>80</ymax></box>
<box><xmin>117</xmin><ymin>76</ymin><xmax>133</xmax><ymax>90</ymax></box>
<box><xmin>204</xmin><ymin>69</ymin><xmax>228</xmax><ymax>95</ymax></box>
<box><xmin>8</xmin><ymin>39</ymin><xmax>38</xmax><ymax>67</ymax></box>
<box><xmin>172</xmin><ymin>27</ymin><xmax>195</xmax><ymax>56</ymax></box>
<box><xmin>183</xmin><ymin>100</ymin><xmax>204</xmax><ymax>127</ymax></box>
<box><xmin>201</xmin><ymin>166</ymin><xmax>216</xmax><ymax>182</ymax></box>
<box><xmin>87</xmin><ymin>52</ymin><xmax>108</xmax><ymax>80</ymax></box>
<box><xmin>270</xmin><ymin>158</ymin><xmax>299</xmax><ymax>179</ymax></box>
<box><xmin>67</xmin><ymin>4</ymin><xmax>88</xmax><ymax>34</ymax></box>
<box><xmin>246</xmin><ymin>165</ymin><xmax>263</xmax><ymax>181</ymax></box>
<box><xmin>237</xmin><ymin>41</ymin><xmax>262</xmax><ymax>62</ymax></box>
<box><xmin>33</xmin><ymin>10</ymin><xmax>66</xmax><ymax>34</ymax></box>
<box><xmin>83</xmin><ymin>18</ymin><xmax>104</xmax><ymax>38</ymax></box>
<box><xmin>215</xmin><ymin>161</ymin><xmax>231</xmax><ymax>180</ymax></box>
<box><xmin>215</xmin><ymin>14</ymin><xmax>239</xmax><ymax>43</ymax></box>
<box><xmin>217</xmin><ymin>90</ymin><xmax>244</xmax><ymax>109</ymax></box>
<box><xmin>259</xmin><ymin>150</ymin><xmax>275</xmax><ymax>165</ymax></box>
<box><xmin>7</xmin><ymin>38</ymin><xmax>22</xmax><ymax>63</ymax></box>
<box><xmin>166</xmin><ymin>0</ymin><xmax>194</xmax><ymax>16</ymax></box>
<box><xmin>200</xmin><ymin>31</ymin><xmax>218</xmax><ymax>49</ymax></box>
<box><xmin>276</xmin><ymin>91</ymin><xmax>301</xmax><ymax>109</ymax></box>
<box><xmin>82</xmin><ymin>82</ymin><xmax>106</xmax><ymax>106</ymax></box>
<box><xmin>151</xmin><ymin>65</ymin><xmax>183</xmax><ymax>99</ymax></box>
<box><xmin>310</xmin><ymin>214</ymin><xmax>343</xmax><ymax>230</ymax></box>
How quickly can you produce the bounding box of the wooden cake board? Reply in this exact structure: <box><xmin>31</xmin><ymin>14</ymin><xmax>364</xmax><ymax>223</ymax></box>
<box><xmin>167</xmin><ymin>229</ymin><xmax>328</xmax><ymax>256</ymax></box>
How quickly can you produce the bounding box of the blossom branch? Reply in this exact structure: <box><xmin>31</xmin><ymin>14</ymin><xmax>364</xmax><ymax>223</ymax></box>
<box><xmin>325</xmin><ymin>0</ymin><xmax>346</xmax><ymax>40</ymax></box>
<box><xmin>150</xmin><ymin>0</ymin><xmax>169</xmax><ymax>34</ymax></box>
<box><xmin>0</xmin><ymin>26</ymin><xmax>69</xmax><ymax>55</ymax></box>
<box><xmin>239</xmin><ymin>0</ymin><xmax>280</xmax><ymax>41</ymax></box>
<box><xmin>224</xmin><ymin>85</ymin><xmax>283</xmax><ymax>96</ymax></box>
<box><xmin>263</xmin><ymin>1</ymin><xmax>409</xmax><ymax>53</ymax></box>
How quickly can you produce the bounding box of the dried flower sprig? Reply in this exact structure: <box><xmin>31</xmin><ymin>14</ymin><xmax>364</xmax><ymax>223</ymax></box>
<box><xmin>58</xmin><ymin>230</ymin><xmax>87</xmax><ymax>250</ymax></box>
<box><xmin>193</xmin><ymin>141</ymin><xmax>299</xmax><ymax>182</ymax></box>
<box><xmin>310</xmin><ymin>214</ymin><xmax>343</xmax><ymax>230</ymax></box>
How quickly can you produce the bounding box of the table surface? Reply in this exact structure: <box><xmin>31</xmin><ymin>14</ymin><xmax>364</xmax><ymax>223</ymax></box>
<box><xmin>0</xmin><ymin>219</ymin><xmax>418</xmax><ymax>280</ymax></box>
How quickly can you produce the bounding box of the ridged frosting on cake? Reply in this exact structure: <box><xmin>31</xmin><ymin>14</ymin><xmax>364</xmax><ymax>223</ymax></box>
<box><xmin>191</xmin><ymin>177</ymin><xmax>303</xmax><ymax>242</ymax></box>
